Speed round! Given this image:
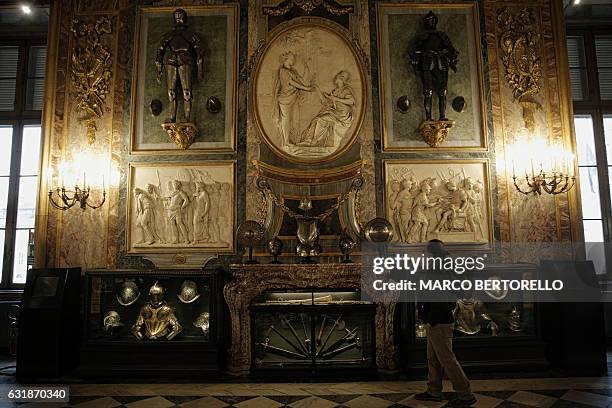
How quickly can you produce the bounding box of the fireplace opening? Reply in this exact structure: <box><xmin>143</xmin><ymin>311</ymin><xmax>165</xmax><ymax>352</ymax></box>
<box><xmin>250</xmin><ymin>289</ymin><xmax>376</xmax><ymax>374</ymax></box>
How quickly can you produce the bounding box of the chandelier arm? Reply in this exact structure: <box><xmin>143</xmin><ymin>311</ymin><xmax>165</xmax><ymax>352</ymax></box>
<box><xmin>513</xmin><ymin>177</ymin><xmax>533</xmax><ymax>195</ymax></box>
<box><xmin>85</xmin><ymin>192</ymin><xmax>107</xmax><ymax>210</ymax></box>
<box><xmin>48</xmin><ymin>191</ymin><xmax>74</xmax><ymax>210</ymax></box>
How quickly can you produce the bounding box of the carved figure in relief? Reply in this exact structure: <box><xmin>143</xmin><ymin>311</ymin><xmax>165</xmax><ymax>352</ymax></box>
<box><xmin>156</xmin><ymin>9</ymin><xmax>204</xmax><ymax>123</ymax></box>
<box><xmin>409</xmin><ymin>181</ymin><xmax>440</xmax><ymax>243</ymax></box>
<box><xmin>461</xmin><ymin>177</ymin><xmax>483</xmax><ymax>241</ymax></box>
<box><xmin>297</xmin><ymin>70</ymin><xmax>355</xmax><ymax>148</ymax></box>
<box><xmin>395</xmin><ymin>178</ymin><xmax>416</xmax><ymax>243</ymax></box>
<box><xmin>388</xmin><ymin>181</ymin><xmax>402</xmax><ymax>241</ymax></box>
<box><xmin>219</xmin><ymin>183</ymin><xmax>232</xmax><ymax>243</ymax></box>
<box><xmin>433</xmin><ymin>181</ymin><xmax>468</xmax><ymax>234</ymax></box>
<box><xmin>206</xmin><ymin>183</ymin><xmax>222</xmax><ymax>243</ymax></box>
<box><xmin>273</xmin><ymin>51</ymin><xmax>315</xmax><ymax>146</ymax></box>
<box><xmin>192</xmin><ymin>181</ymin><xmax>210</xmax><ymax>243</ymax></box>
<box><xmin>165</xmin><ymin>180</ymin><xmax>192</xmax><ymax>244</ymax></box>
<box><xmin>134</xmin><ymin>184</ymin><xmax>162</xmax><ymax>245</ymax></box>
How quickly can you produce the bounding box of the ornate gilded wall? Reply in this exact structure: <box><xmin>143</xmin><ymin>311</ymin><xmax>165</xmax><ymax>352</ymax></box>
<box><xmin>34</xmin><ymin>0</ymin><xmax>581</xmax><ymax>271</ymax></box>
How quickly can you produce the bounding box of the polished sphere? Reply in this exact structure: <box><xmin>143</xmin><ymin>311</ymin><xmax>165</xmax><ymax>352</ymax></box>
<box><xmin>364</xmin><ymin>218</ymin><xmax>394</xmax><ymax>243</ymax></box>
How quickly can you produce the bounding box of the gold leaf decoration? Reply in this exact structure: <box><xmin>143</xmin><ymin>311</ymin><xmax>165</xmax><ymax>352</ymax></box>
<box><xmin>497</xmin><ymin>7</ymin><xmax>542</xmax><ymax>133</ymax></box>
<box><xmin>264</xmin><ymin>0</ymin><xmax>354</xmax><ymax>16</ymax></box>
<box><xmin>70</xmin><ymin>16</ymin><xmax>113</xmax><ymax>145</ymax></box>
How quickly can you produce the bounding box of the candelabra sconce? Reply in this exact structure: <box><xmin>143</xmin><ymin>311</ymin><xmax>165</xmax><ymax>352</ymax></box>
<box><xmin>509</xmin><ymin>141</ymin><xmax>576</xmax><ymax>196</ymax></box>
<box><xmin>512</xmin><ymin>169</ymin><xmax>576</xmax><ymax>196</ymax></box>
<box><xmin>48</xmin><ymin>174</ymin><xmax>106</xmax><ymax>211</ymax></box>
<box><xmin>48</xmin><ymin>184</ymin><xmax>107</xmax><ymax>211</ymax></box>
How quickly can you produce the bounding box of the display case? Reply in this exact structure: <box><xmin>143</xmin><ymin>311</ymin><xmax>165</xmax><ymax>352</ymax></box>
<box><xmin>401</xmin><ymin>263</ymin><xmax>547</xmax><ymax>374</ymax></box>
<box><xmin>250</xmin><ymin>289</ymin><xmax>376</xmax><ymax>374</ymax></box>
<box><xmin>80</xmin><ymin>269</ymin><xmax>224</xmax><ymax>377</ymax></box>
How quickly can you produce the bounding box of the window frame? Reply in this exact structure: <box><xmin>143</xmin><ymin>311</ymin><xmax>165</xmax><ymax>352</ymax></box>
<box><xmin>568</xmin><ymin>27</ymin><xmax>612</xmax><ymax>244</ymax></box>
<box><xmin>0</xmin><ymin>38</ymin><xmax>45</xmax><ymax>289</ymax></box>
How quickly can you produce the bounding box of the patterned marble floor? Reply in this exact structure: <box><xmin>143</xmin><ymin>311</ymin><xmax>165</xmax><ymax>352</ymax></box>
<box><xmin>3</xmin><ymin>378</ymin><xmax>612</xmax><ymax>408</ymax></box>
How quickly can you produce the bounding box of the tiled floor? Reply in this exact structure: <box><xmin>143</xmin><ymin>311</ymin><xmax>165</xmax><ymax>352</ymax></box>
<box><xmin>3</xmin><ymin>378</ymin><xmax>612</xmax><ymax>407</ymax></box>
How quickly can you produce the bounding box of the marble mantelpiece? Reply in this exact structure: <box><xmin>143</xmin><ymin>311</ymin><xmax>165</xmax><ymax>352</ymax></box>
<box><xmin>223</xmin><ymin>263</ymin><xmax>398</xmax><ymax>375</ymax></box>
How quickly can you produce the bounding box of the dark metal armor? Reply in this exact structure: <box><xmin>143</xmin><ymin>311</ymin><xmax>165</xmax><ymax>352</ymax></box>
<box><xmin>156</xmin><ymin>9</ymin><xmax>204</xmax><ymax>123</ymax></box>
<box><xmin>409</xmin><ymin>11</ymin><xmax>458</xmax><ymax>121</ymax></box>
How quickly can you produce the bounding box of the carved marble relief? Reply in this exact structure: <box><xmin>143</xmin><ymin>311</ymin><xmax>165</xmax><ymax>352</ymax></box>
<box><xmin>127</xmin><ymin>162</ymin><xmax>235</xmax><ymax>254</ymax></box>
<box><xmin>252</xmin><ymin>20</ymin><xmax>366</xmax><ymax>164</ymax></box>
<box><xmin>384</xmin><ymin>160</ymin><xmax>492</xmax><ymax>245</ymax></box>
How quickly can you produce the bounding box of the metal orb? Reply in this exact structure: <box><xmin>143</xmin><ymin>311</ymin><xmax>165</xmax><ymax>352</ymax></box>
<box><xmin>452</xmin><ymin>96</ymin><xmax>466</xmax><ymax>113</ymax></box>
<box><xmin>206</xmin><ymin>96</ymin><xmax>222</xmax><ymax>114</ymax></box>
<box><xmin>363</xmin><ymin>217</ymin><xmax>394</xmax><ymax>243</ymax></box>
<box><xmin>339</xmin><ymin>235</ymin><xmax>356</xmax><ymax>255</ymax></box>
<box><xmin>149</xmin><ymin>99</ymin><xmax>162</xmax><ymax>116</ymax></box>
<box><xmin>396</xmin><ymin>95</ymin><xmax>411</xmax><ymax>113</ymax></box>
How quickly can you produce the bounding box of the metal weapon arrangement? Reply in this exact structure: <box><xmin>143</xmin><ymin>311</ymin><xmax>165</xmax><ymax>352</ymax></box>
<box><xmin>256</xmin><ymin>314</ymin><xmax>361</xmax><ymax>360</ymax></box>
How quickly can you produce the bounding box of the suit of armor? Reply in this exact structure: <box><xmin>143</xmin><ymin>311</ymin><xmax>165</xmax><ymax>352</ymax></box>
<box><xmin>131</xmin><ymin>281</ymin><xmax>182</xmax><ymax>340</ymax></box>
<box><xmin>409</xmin><ymin>11</ymin><xmax>458</xmax><ymax>121</ymax></box>
<box><xmin>156</xmin><ymin>9</ymin><xmax>204</xmax><ymax>123</ymax></box>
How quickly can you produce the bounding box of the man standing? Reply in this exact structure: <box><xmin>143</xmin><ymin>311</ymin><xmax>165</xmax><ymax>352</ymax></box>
<box><xmin>415</xmin><ymin>239</ymin><xmax>476</xmax><ymax>407</ymax></box>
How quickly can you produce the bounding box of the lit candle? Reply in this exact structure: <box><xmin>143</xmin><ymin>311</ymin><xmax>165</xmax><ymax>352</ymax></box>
<box><xmin>102</xmin><ymin>175</ymin><xmax>105</xmax><ymax>193</ymax></box>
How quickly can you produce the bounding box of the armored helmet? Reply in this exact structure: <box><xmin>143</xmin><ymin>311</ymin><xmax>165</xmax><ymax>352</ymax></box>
<box><xmin>116</xmin><ymin>281</ymin><xmax>140</xmax><ymax>306</ymax></box>
<box><xmin>178</xmin><ymin>280</ymin><xmax>201</xmax><ymax>304</ymax></box>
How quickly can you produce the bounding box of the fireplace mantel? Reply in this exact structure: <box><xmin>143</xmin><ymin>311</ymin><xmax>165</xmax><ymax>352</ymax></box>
<box><xmin>223</xmin><ymin>263</ymin><xmax>398</xmax><ymax>375</ymax></box>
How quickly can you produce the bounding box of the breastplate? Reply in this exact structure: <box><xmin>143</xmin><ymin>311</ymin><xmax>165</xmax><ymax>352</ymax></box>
<box><xmin>142</xmin><ymin>304</ymin><xmax>173</xmax><ymax>339</ymax></box>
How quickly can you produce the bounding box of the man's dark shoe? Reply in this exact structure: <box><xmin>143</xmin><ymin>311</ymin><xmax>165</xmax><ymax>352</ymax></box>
<box><xmin>447</xmin><ymin>396</ymin><xmax>477</xmax><ymax>407</ymax></box>
<box><xmin>414</xmin><ymin>391</ymin><xmax>443</xmax><ymax>402</ymax></box>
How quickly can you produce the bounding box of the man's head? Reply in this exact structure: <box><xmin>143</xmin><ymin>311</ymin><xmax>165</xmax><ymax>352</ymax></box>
<box><xmin>426</xmin><ymin>239</ymin><xmax>449</xmax><ymax>257</ymax></box>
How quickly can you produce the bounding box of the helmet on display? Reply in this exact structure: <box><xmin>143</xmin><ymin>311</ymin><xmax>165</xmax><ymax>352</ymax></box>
<box><xmin>484</xmin><ymin>276</ymin><xmax>509</xmax><ymax>301</ymax></box>
<box><xmin>178</xmin><ymin>280</ymin><xmax>201</xmax><ymax>304</ymax></box>
<box><xmin>103</xmin><ymin>311</ymin><xmax>123</xmax><ymax>331</ymax></box>
<box><xmin>116</xmin><ymin>281</ymin><xmax>140</xmax><ymax>306</ymax></box>
<box><xmin>193</xmin><ymin>312</ymin><xmax>210</xmax><ymax>334</ymax></box>
<box><xmin>149</xmin><ymin>281</ymin><xmax>165</xmax><ymax>307</ymax></box>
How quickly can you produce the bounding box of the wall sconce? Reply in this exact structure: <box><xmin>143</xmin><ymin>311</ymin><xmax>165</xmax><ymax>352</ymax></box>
<box><xmin>509</xmin><ymin>140</ymin><xmax>576</xmax><ymax>196</ymax></box>
<box><xmin>48</xmin><ymin>153</ymin><xmax>107</xmax><ymax>211</ymax></box>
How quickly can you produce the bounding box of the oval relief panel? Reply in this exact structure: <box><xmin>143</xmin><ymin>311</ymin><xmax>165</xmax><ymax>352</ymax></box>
<box><xmin>253</xmin><ymin>20</ymin><xmax>366</xmax><ymax>164</ymax></box>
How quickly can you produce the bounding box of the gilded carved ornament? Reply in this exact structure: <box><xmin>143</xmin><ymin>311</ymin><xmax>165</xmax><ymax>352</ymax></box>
<box><xmin>70</xmin><ymin>17</ymin><xmax>113</xmax><ymax>145</ymax></box>
<box><xmin>497</xmin><ymin>7</ymin><xmax>543</xmax><ymax>133</ymax></box>
<box><xmin>264</xmin><ymin>0</ymin><xmax>354</xmax><ymax>16</ymax></box>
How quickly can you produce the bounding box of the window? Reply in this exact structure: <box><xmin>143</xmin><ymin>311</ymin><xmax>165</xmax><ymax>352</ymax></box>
<box><xmin>568</xmin><ymin>29</ymin><xmax>612</xmax><ymax>246</ymax></box>
<box><xmin>0</xmin><ymin>40</ymin><xmax>46</xmax><ymax>288</ymax></box>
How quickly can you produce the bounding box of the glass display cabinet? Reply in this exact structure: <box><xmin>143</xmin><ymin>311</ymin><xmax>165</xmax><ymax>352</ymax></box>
<box><xmin>401</xmin><ymin>263</ymin><xmax>546</xmax><ymax>373</ymax></box>
<box><xmin>81</xmin><ymin>269</ymin><xmax>223</xmax><ymax>376</ymax></box>
<box><xmin>250</xmin><ymin>289</ymin><xmax>376</xmax><ymax>373</ymax></box>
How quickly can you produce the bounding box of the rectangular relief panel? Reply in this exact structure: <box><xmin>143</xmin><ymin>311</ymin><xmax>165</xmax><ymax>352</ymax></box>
<box><xmin>127</xmin><ymin>161</ymin><xmax>235</xmax><ymax>254</ymax></box>
<box><xmin>383</xmin><ymin>159</ymin><xmax>493</xmax><ymax>245</ymax></box>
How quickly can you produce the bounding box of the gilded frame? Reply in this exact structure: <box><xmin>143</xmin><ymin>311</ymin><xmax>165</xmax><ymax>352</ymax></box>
<box><xmin>377</xmin><ymin>3</ymin><xmax>487</xmax><ymax>152</ymax></box>
<box><xmin>250</xmin><ymin>18</ymin><xmax>367</xmax><ymax>165</ymax></box>
<box><xmin>383</xmin><ymin>158</ymin><xmax>494</xmax><ymax>246</ymax></box>
<box><xmin>129</xmin><ymin>5</ymin><xmax>238</xmax><ymax>154</ymax></box>
<box><xmin>126</xmin><ymin>161</ymin><xmax>236</xmax><ymax>254</ymax></box>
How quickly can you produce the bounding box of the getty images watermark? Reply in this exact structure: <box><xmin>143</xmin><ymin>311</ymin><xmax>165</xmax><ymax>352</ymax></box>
<box><xmin>360</xmin><ymin>242</ymin><xmax>611</xmax><ymax>303</ymax></box>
